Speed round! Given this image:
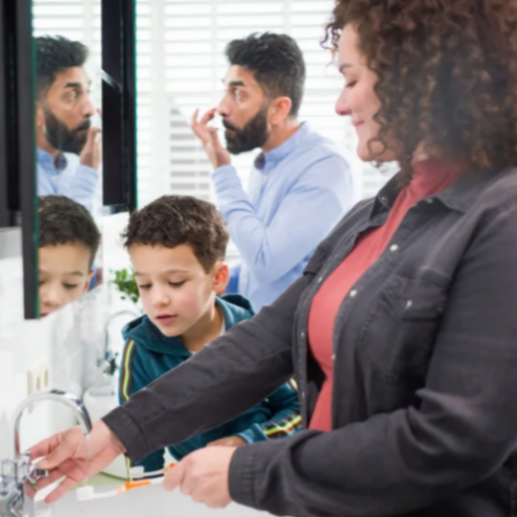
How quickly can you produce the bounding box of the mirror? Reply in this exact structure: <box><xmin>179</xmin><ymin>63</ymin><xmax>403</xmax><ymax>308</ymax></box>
<box><xmin>134</xmin><ymin>1</ymin><xmax>361</xmax><ymax>296</ymax></box>
<box><xmin>32</xmin><ymin>0</ymin><xmax>103</xmax><ymax>317</ymax></box>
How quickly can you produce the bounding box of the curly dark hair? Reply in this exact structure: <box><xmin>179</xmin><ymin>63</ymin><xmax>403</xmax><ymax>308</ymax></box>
<box><xmin>38</xmin><ymin>196</ymin><xmax>100</xmax><ymax>268</ymax></box>
<box><xmin>35</xmin><ymin>35</ymin><xmax>89</xmax><ymax>97</ymax></box>
<box><xmin>123</xmin><ymin>196</ymin><xmax>229</xmax><ymax>272</ymax></box>
<box><xmin>226</xmin><ymin>32</ymin><xmax>306</xmax><ymax>117</ymax></box>
<box><xmin>324</xmin><ymin>0</ymin><xmax>517</xmax><ymax>182</ymax></box>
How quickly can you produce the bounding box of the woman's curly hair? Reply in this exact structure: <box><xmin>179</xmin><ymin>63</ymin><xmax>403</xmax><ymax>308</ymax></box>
<box><xmin>324</xmin><ymin>0</ymin><xmax>517</xmax><ymax>182</ymax></box>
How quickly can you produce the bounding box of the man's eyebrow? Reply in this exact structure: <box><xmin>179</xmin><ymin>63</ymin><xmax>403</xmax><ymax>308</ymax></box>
<box><xmin>225</xmin><ymin>80</ymin><xmax>246</xmax><ymax>88</ymax></box>
<box><xmin>64</xmin><ymin>81</ymin><xmax>83</xmax><ymax>89</ymax></box>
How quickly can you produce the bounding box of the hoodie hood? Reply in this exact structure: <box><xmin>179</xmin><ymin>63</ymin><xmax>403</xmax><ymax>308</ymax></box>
<box><xmin>122</xmin><ymin>294</ymin><xmax>254</xmax><ymax>356</ymax></box>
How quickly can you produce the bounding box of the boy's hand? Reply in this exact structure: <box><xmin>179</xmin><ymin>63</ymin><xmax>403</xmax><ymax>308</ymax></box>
<box><xmin>207</xmin><ymin>436</ymin><xmax>247</xmax><ymax>448</ymax></box>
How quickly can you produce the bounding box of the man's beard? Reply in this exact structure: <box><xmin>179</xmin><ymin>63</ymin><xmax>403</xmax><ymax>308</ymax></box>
<box><xmin>44</xmin><ymin>108</ymin><xmax>91</xmax><ymax>155</ymax></box>
<box><xmin>223</xmin><ymin>104</ymin><xmax>269</xmax><ymax>155</ymax></box>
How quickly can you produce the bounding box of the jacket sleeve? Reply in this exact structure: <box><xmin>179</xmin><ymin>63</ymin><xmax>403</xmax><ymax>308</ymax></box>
<box><xmin>227</xmin><ymin>198</ymin><xmax>517</xmax><ymax>517</ymax></box>
<box><xmin>212</xmin><ymin>155</ymin><xmax>353</xmax><ymax>284</ymax></box>
<box><xmin>118</xmin><ymin>340</ymin><xmax>165</xmax><ymax>473</ymax></box>
<box><xmin>103</xmin><ymin>273</ymin><xmax>310</xmax><ymax>461</ymax></box>
<box><xmin>235</xmin><ymin>380</ymin><xmax>301</xmax><ymax>443</ymax></box>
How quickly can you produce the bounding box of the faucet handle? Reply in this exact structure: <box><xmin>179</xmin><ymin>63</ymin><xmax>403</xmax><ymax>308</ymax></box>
<box><xmin>1</xmin><ymin>454</ymin><xmax>48</xmax><ymax>485</ymax></box>
<box><xmin>1</xmin><ymin>459</ymin><xmax>16</xmax><ymax>480</ymax></box>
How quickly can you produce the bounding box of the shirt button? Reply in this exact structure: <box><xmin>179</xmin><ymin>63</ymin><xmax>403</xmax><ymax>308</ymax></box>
<box><xmin>350</xmin><ymin>290</ymin><xmax>357</xmax><ymax>298</ymax></box>
<box><xmin>405</xmin><ymin>300</ymin><xmax>413</xmax><ymax>309</ymax></box>
<box><xmin>390</xmin><ymin>244</ymin><xmax>399</xmax><ymax>252</ymax></box>
<box><xmin>317</xmin><ymin>276</ymin><xmax>323</xmax><ymax>283</ymax></box>
<box><xmin>331</xmin><ymin>354</ymin><xmax>336</xmax><ymax>361</ymax></box>
<box><xmin>301</xmin><ymin>331</ymin><xmax>306</xmax><ymax>340</ymax></box>
<box><xmin>426</xmin><ymin>198</ymin><xmax>434</xmax><ymax>204</ymax></box>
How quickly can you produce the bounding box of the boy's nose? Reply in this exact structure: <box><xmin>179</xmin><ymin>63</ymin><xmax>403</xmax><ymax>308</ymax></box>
<box><xmin>41</xmin><ymin>287</ymin><xmax>63</xmax><ymax>309</ymax></box>
<box><xmin>152</xmin><ymin>291</ymin><xmax>170</xmax><ymax>307</ymax></box>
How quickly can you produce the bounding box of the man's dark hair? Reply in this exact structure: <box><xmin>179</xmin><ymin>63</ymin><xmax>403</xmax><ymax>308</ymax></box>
<box><xmin>225</xmin><ymin>32</ymin><xmax>306</xmax><ymax>117</ymax></box>
<box><xmin>123</xmin><ymin>196</ymin><xmax>229</xmax><ymax>272</ymax></box>
<box><xmin>35</xmin><ymin>35</ymin><xmax>89</xmax><ymax>97</ymax></box>
<box><xmin>38</xmin><ymin>196</ymin><xmax>100</xmax><ymax>268</ymax></box>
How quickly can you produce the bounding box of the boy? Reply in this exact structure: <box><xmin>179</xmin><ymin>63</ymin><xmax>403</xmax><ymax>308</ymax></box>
<box><xmin>38</xmin><ymin>195</ymin><xmax>101</xmax><ymax>317</ymax></box>
<box><xmin>119</xmin><ymin>195</ymin><xmax>301</xmax><ymax>473</ymax></box>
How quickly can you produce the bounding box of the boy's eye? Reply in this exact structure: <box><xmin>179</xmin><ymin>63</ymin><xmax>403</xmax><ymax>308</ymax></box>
<box><xmin>169</xmin><ymin>281</ymin><xmax>185</xmax><ymax>288</ymax></box>
<box><xmin>138</xmin><ymin>284</ymin><xmax>151</xmax><ymax>290</ymax></box>
<box><xmin>63</xmin><ymin>283</ymin><xmax>79</xmax><ymax>290</ymax></box>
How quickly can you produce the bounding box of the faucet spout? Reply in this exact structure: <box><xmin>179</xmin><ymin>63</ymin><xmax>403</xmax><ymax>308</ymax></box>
<box><xmin>0</xmin><ymin>390</ymin><xmax>93</xmax><ymax>517</ymax></box>
<box><xmin>13</xmin><ymin>390</ymin><xmax>92</xmax><ymax>459</ymax></box>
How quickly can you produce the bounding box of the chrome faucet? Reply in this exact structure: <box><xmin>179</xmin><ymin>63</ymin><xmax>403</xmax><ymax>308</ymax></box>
<box><xmin>0</xmin><ymin>390</ymin><xmax>93</xmax><ymax>517</ymax></box>
<box><xmin>99</xmin><ymin>308</ymin><xmax>141</xmax><ymax>381</ymax></box>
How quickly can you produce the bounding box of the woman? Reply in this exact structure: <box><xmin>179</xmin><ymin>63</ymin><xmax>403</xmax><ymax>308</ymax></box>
<box><xmin>30</xmin><ymin>1</ymin><xmax>517</xmax><ymax>516</ymax></box>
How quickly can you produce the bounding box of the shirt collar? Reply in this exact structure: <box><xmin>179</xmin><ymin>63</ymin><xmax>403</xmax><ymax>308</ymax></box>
<box><xmin>37</xmin><ymin>147</ymin><xmax>68</xmax><ymax>172</ymax></box>
<box><xmin>371</xmin><ymin>165</ymin><xmax>503</xmax><ymax>218</ymax></box>
<box><xmin>254</xmin><ymin>122</ymin><xmax>310</xmax><ymax>171</ymax></box>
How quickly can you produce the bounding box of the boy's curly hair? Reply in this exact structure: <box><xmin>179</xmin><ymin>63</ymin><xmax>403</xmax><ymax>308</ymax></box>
<box><xmin>324</xmin><ymin>0</ymin><xmax>517</xmax><ymax>183</ymax></box>
<box><xmin>38</xmin><ymin>195</ymin><xmax>100</xmax><ymax>268</ymax></box>
<box><xmin>123</xmin><ymin>196</ymin><xmax>229</xmax><ymax>272</ymax></box>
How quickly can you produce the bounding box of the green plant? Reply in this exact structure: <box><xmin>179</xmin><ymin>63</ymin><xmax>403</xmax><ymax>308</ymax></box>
<box><xmin>111</xmin><ymin>268</ymin><xmax>139</xmax><ymax>304</ymax></box>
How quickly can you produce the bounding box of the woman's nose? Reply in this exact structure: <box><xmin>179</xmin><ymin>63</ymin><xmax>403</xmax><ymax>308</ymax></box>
<box><xmin>335</xmin><ymin>88</ymin><xmax>351</xmax><ymax>117</ymax></box>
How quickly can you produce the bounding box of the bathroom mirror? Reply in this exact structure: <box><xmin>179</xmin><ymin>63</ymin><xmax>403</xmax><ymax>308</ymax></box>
<box><xmin>32</xmin><ymin>0</ymin><xmax>104</xmax><ymax>318</ymax></box>
<box><xmin>31</xmin><ymin>0</ymin><xmax>136</xmax><ymax>319</ymax></box>
<box><xmin>134</xmin><ymin>0</ymin><xmax>361</xmax><ymax>262</ymax></box>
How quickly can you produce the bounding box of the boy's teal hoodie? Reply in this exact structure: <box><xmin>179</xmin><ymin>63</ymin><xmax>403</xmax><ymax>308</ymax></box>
<box><xmin>119</xmin><ymin>294</ymin><xmax>301</xmax><ymax>473</ymax></box>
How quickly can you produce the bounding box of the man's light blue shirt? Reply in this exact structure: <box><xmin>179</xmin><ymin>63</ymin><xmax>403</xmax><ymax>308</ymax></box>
<box><xmin>213</xmin><ymin>123</ymin><xmax>354</xmax><ymax>310</ymax></box>
<box><xmin>37</xmin><ymin>148</ymin><xmax>98</xmax><ymax>212</ymax></box>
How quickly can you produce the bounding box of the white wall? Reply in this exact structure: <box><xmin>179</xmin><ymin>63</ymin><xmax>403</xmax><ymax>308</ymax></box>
<box><xmin>0</xmin><ymin>214</ymin><xmax>132</xmax><ymax>464</ymax></box>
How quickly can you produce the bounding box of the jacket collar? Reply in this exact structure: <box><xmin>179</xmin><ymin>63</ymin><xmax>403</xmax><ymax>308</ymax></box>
<box><xmin>371</xmin><ymin>166</ymin><xmax>504</xmax><ymax>218</ymax></box>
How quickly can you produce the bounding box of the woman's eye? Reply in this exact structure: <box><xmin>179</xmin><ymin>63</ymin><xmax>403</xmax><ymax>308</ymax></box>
<box><xmin>63</xmin><ymin>283</ymin><xmax>79</xmax><ymax>290</ymax></box>
<box><xmin>138</xmin><ymin>284</ymin><xmax>151</xmax><ymax>290</ymax></box>
<box><xmin>169</xmin><ymin>281</ymin><xmax>185</xmax><ymax>288</ymax></box>
<box><xmin>345</xmin><ymin>81</ymin><xmax>357</xmax><ymax>89</ymax></box>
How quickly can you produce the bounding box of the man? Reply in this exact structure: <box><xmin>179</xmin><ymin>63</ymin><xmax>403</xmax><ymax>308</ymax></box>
<box><xmin>36</xmin><ymin>36</ymin><xmax>101</xmax><ymax>212</ymax></box>
<box><xmin>192</xmin><ymin>32</ymin><xmax>353</xmax><ymax>310</ymax></box>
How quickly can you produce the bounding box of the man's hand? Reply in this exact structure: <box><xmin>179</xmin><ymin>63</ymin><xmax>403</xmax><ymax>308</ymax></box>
<box><xmin>191</xmin><ymin>108</ymin><xmax>231</xmax><ymax>169</ymax></box>
<box><xmin>207</xmin><ymin>436</ymin><xmax>247</xmax><ymax>448</ymax></box>
<box><xmin>163</xmin><ymin>446</ymin><xmax>236</xmax><ymax>509</ymax></box>
<box><xmin>80</xmin><ymin>127</ymin><xmax>102</xmax><ymax>170</ymax></box>
<box><xmin>26</xmin><ymin>420</ymin><xmax>125</xmax><ymax>504</ymax></box>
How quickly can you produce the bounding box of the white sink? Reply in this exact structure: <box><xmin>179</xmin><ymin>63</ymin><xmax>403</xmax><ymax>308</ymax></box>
<box><xmin>34</xmin><ymin>482</ymin><xmax>272</xmax><ymax>517</ymax></box>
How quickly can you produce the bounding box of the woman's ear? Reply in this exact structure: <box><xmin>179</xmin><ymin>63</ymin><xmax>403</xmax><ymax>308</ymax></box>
<box><xmin>213</xmin><ymin>262</ymin><xmax>230</xmax><ymax>296</ymax></box>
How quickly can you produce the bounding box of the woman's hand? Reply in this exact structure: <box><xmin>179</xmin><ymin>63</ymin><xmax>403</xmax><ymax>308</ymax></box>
<box><xmin>26</xmin><ymin>420</ymin><xmax>125</xmax><ymax>503</ymax></box>
<box><xmin>163</xmin><ymin>446</ymin><xmax>236</xmax><ymax>509</ymax></box>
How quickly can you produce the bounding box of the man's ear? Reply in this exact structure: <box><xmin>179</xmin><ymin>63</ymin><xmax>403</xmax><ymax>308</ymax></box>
<box><xmin>213</xmin><ymin>261</ymin><xmax>230</xmax><ymax>296</ymax></box>
<box><xmin>35</xmin><ymin>102</ymin><xmax>45</xmax><ymax>129</ymax></box>
<box><xmin>268</xmin><ymin>96</ymin><xmax>293</xmax><ymax>126</ymax></box>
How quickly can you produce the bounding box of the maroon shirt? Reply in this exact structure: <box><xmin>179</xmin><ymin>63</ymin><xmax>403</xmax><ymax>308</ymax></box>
<box><xmin>308</xmin><ymin>158</ymin><xmax>464</xmax><ymax>431</ymax></box>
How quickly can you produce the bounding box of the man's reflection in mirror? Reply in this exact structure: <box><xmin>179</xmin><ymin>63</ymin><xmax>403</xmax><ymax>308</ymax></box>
<box><xmin>35</xmin><ymin>36</ymin><xmax>101</xmax><ymax>213</ymax></box>
<box><xmin>38</xmin><ymin>196</ymin><xmax>101</xmax><ymax>317</ymax></box>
